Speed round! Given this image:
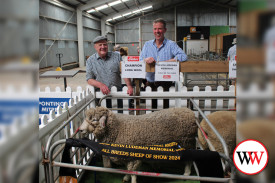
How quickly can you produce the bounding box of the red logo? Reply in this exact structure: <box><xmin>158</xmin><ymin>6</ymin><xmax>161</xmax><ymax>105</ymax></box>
<box><xmin>233</xmin><ymin>139</ymin><xmax>268</xmax><ymax>175</ymax></box>
<box><xmin>163</xmin><ymin>75</ymin><xmax>171</xmax><ymax>79</ymax></box>
<box><xmin>127</xmin><ymin>56</ymin><xmax>140</xmax><ymax>62</ymax></box>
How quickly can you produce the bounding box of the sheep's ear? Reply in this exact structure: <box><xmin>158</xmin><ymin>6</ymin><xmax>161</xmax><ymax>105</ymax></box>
<box><xmin>99</xmin><ymin>116</ymin><xmax>107</xmax><ymax>128</ymax></box>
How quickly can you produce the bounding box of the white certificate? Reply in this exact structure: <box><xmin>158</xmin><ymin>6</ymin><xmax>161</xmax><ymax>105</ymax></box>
<box><xmin>229</xmin><ymin>59</ymin><xmax>237</xmax><ymax>79</ymax></box>
<box><xmin>155</xmin><ymin>62</ymin><xmax>179</xmax><ymax>81</ymax></box>
<box><xmin>266</xmin><ymin>47</ymin><xmax>275</xmax><ymax>73</ymax></box>
<box><xmin>121</xmin><ymin>61</ymin><xmax>146</xmax><ymax>78</ymax></box>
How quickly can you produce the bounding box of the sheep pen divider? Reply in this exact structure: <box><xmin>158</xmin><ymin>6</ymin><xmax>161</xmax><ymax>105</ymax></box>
<box><xmin>41</xmin><ymin>85</ymin><xmax>236</xmax><ymax>183</ymax></box>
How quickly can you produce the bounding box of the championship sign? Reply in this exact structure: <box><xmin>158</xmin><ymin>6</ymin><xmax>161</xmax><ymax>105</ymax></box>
<box><xmin>155</xmin><ymin>62</ymin><xmax>179</xmax><ymax>81</ymax></box>
<box><xmin>127</xmin><ymin>56</ymin><xmax>140</xmax><ymax>62</ymax></box>
<box><xmin>121</xmin><ymin>56</ymin><xmax>145</xmax><ymax>78</ymax></box>
<box><xmin>266</xmin><ymin>46</ymin><xmax>275</xmax><ymax>73</ymax></box>
<box><xmin>229</xmin><ymin>56</ymin><xmax>236</xmax><ymax>79</ymax></box>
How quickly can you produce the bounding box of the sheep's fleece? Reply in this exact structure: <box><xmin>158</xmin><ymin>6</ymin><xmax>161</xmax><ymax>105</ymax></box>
<box><xmin>80</xmin><ymin>106</ymin><xmax>197</xmax><ymax>183</ymax></box>
<box><xmin>82</xmin><ymin>106</ymin><xmax>197</xmax><ymax>149</ymax></box>
<box><xmin>197</xmin><ymin>111</ymin><xmax>236</xmax><ymax>156</ymax></box>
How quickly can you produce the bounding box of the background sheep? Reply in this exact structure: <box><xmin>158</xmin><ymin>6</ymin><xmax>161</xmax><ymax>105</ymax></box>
<box><xmin>197</xmin><ymin>111</ymin><xmax>236</xmax><ymax>157</ymax></box>
<box><xmin>80</xmin><ymin>106</ymin><xmax>197</xmax><ymax>183</ymax></box>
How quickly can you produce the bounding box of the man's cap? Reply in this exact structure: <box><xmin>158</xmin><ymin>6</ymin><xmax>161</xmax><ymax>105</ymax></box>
<box><xmin>232</xmin><ymin>38</ymin><xmax>237</xmax><ymax>45</ymax></box>
<box><xmin>93</xmin><ymin>35</ymin><xmax>108</xmax><ymax>44</ymax></box>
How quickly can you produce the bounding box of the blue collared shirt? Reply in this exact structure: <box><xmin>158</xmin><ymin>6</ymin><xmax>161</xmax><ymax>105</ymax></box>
<box><xmin>86</xmin><ymin>52</ymin><xmax>122</xmax><ymax>89</ymax></box>
<box><xmin>140</xmin><ymin>38</ymin><xmax>188</xmax><ymax>82</ymax></box>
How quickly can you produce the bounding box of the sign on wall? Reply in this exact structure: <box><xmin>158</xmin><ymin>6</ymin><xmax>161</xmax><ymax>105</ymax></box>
<box><xmin>155</xmin><ymin>62</ymin><xmax>179</xmax><ymax>81</ymax></box>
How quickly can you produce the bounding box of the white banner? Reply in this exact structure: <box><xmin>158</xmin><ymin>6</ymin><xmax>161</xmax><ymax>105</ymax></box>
<box><xmin>229</xmin><ymin>59</ymin><xmax>236</xmax><ymax>79</ymax></box>
<box><xmin>121</xmin><ymin>61</ymin><xmax>146</xmax><ymax>78</ymax></box>
<box><xmin>155</xmin><ymin>62</ymin><xmax>179</xmax><ymax>81</ymax></box>
<box><xmin>266</xmin><ymin>47</ymin><xmax>275</xmax><ymax>73</ymax></box>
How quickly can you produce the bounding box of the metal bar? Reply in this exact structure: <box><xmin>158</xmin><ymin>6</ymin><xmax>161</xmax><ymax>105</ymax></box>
<box><xmin>106</xmin><ymin>108</ymin><xmax>235</xmax><ymax>112</ymax></box>
<box><xmin>195</xmin><ymin>119</ymin><xmax>216</xmax><ymax>151</ymax></box>
<box><xmin>64</xmin><ymin>77</ymin><xmax>67</xmax><ymax>91</ymax></box>
<box><xmin>190</xmin><ymin>98</ymin><xmax>229</xmax><ymax>158</ymax></box>
<box><xmin>99</xmin><ymin>95</ymin><xmax>235</xmax><ymax>100</ymax></box>
<box><xmin>49</xmin><ymin>139</ymin><xmax>66</xmax><ymax>183</ymax></box>
<box><xmin>77</xmin><ymin>148</ymin><xmax>92</xmax><ymax>164</ymax></box>
<box><xmin>53</xmin><ymin>127</ymin><xmax>84</xmax><ymax>160</ymax></box>
<box><xmin>53</xmin><ymin>162</ymin><xmax>230</xmax><ymax>182</ymax></box>
<box><xmin>45</xmin><ymin>97</ymin><xmax>96</xmax><ymax>159</ymax></box>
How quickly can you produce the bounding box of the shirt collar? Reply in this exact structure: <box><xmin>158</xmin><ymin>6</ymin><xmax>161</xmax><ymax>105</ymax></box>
<box><xmin>153</xmin><ymin>38</ymin><xmax>167</xmax><ymax>48</ymax></box>
<box><xmin>96</xmin><ymin>52</ymin><xmax>111</xmax><ymax>60</ymax></box>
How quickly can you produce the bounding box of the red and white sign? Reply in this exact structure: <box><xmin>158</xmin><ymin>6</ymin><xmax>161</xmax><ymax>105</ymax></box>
<box><xmin>155</xmin><ymin>62</ymin><xmax>179</xmax><ymax>81</ymax></box>
<box><xmin>127</xmin><ymin>56</ymin><xmax>140</xmax><ymax>62</ymax></box>
<box><xmin>163</xmin><ymin>75</ymin><xmax>171</xmax><ymax>79</ymax></box>
<box><xmin>233</xmin><ymin>139</ymin><xmax>268</xmax><ymax>175</ymax></box>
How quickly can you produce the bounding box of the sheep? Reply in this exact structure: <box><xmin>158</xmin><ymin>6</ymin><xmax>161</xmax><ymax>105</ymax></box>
<box><xmin>79</xmin><ymin>106</ymin><xmax>197</xmax><ymax>183</ymax></box>
<box><xmin>237</xmin><ymin>119</ymin><xmax>275</xmax><ymax>183</ymax></box>
<box><xmin>197</xmin><ymin>111</ymin><xmax>236</xmax><ymax>157</ymax></box>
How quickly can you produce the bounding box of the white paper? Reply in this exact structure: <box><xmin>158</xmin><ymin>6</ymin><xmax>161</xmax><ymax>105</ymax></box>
<box><xmin>266</xmin><ymin>47</ymin><xmax>275</xmax><ymax>73</ymax></box>
<box><xmin>155</xmin><ymin>62</ymin><xmax>179</xmax><ymax>81</ymax></box>
<box><xmin>229</xmin><ymin>59</ymin><xmax>236</xmax><ymax>79</ymax></box>
<box><xmin>121</xmin><ymin>61</ymin><xmax>146</xmax><ymax>78</ymax></box>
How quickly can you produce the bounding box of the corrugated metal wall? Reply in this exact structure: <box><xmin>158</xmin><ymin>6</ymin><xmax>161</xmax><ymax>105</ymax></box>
<box><xmin>39</xmin><ymin>0</ymin><xmax>102</xmax><ymax>68</ymax></box>
<box><xmin>114</xmin><ymin>2</ymin><xmax>236</xmax><ymax>56</ymax></box>
<box><xmin>83</xmin><ymin>16</ymin><xmax>101</xmax><ymax>59</ymax></box>
<box><xmin>114</xmin><ymin>8</ymin><xmax>176</xmax><ymax>56</ymax></box>
<box><xmin>39</xmin><ymin>1</ymin><xmax>78</xmax><ymax>68</ymax></box>
<box><xmin>115</xmin><ymin>19</ymin><xmax>140</xmax><ymax>55</ymax></box>
<box><xmin>177</xmin><ymin>2</ymin><xmax>236</xmax><ymax>26</ymax></box>
<box><xmin>141</xmin><ymin>8</ymin><xmax>175</xmax><ymax>48</ymax></box>
<box><xmin>106</xmin><ymin>24</ymin><xmax>115</xmax><ymax>52</ymax></box>
<box><xmin>39</xmin><ymin>0</ymin><xmax>237</xmax><ymax>67</ymax></box>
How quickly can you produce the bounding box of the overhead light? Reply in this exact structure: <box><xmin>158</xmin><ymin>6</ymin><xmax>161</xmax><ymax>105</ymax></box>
<box><xmin>109</xmin><ymin>0</ymin><xmax>121</xmax><ymax>6</ymax></box>
<box><xmin>133</xmin><ymin>9</ymin><xmax>141</xmax><ymax>14</ymax></box>
<box><xmin>113</xmin><ymin>15</ymin><xmax>122</xmax><ymax>19</ymax></box>
<box><xmin>142</xmin><ymin>5</ymin><xmax>152</xmax><ymax>11</ymax></box>
<box><xmin>106</xmin><ymin>19</ymin><xmax>113</xmax><ymax>22</ymax></box>
<box><xmin>122</xmin><ymin>0</ymin><xmax>130</xmax><ymax>2</ymax></box>
<box><xmin>87</xmin><ymin>9</ymin><xmax>95</xmax><ymax>13</ymax></box>
<box><xmin>123</xmin><ymin>12</ymin><xmax>132</xmax><ymax>17</ymax></box>
<box><xmin>96</xmin><ymin>4</ymin><xmax>108</xmax><ymax>11</ymax></box>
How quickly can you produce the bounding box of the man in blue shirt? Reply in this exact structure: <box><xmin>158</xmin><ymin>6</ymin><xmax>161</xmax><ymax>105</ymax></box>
<box><xmin>140</xmin><ymin>18</ymin><xmax>187</xmax><ymax>85</ymax></box>
<box><xmin>140</xmin><ymin>18</ymin><xmax>187</xmax><ymax>108</ymax></box>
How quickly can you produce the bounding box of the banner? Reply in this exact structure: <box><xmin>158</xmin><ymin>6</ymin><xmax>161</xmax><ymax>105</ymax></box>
<box><xmin>59</xmin><ymin>138</ymin><xmax>224</xmax><ymax>180</ymax></box>
<box><xmin>155</xmin><ymin>62</ymin><xmax>179</xmax><ymax>81</ymax></box>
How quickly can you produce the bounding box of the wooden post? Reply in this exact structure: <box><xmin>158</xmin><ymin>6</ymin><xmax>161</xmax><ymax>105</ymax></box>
<box><xmin>134</xmin><ymin>79</ymin><xmax>140</xmax><ymax>115</ymax></box>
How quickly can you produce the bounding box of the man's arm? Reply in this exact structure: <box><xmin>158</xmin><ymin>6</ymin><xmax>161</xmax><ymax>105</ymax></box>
<box><xmin>171</xmin><ymin>42</ymin><xmax>188</xmax><ymax>62</ymax></box>
<box><xmin>123</xmin><ymin>78</ymin><xmax>133</xmax><ymax>96</ymax></box>
<box><xmin>87</xmin><ymin>79</ymin><xmax>110</xmax><ymax>95</ymax></box>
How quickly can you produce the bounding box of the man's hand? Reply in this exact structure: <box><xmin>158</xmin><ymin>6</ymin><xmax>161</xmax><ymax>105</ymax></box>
<box><xmin>127</xmin><ymin>85</ymin><xmax>134</xmax><ymax>96</ymax></box>
<box><xmin>99</xmin><ymin>83</ymin><xmax>110</xmax><ymax>95</ymax></box>
<box><xmin>145</xmin><ymin>57</ymin><xmax>155</xmax><ymax>64</ymax></box>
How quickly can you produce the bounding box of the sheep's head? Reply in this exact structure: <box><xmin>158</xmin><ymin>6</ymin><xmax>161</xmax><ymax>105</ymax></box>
<box><xmin>79</xmin><ymin>107</ymin><xmax>109</xmax><ymax>138</ymax></box>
